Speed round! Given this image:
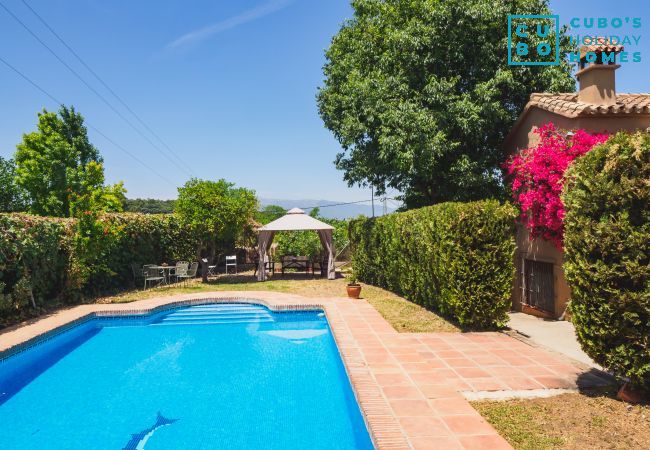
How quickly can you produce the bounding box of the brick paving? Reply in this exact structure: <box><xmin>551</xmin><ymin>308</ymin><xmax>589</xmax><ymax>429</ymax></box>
<box><xmin>0</xmin><ymin>292</ymin><xmax>613</xmax><ymax>449</ymax></box>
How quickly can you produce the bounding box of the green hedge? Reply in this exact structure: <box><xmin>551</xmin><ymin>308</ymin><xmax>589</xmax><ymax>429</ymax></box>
<box><xmin>85</xmin><ymin>213</ymin><xmax>197</xmax><ymax>292</ymax></box>
<box><xmin>349</xmin><ymin>200</ymin><xmax>516</xmax><ymax>328</ymax></box>
<box><xmin>0</xmin><ymin>213</ymin><xmax>199</xmax><ymax>326</ymax></box>
<box><xmin>563</xmin><ymin>131</ymin><xmax>650</xmax><ymax>390</ymax></box>
<box><xmin>0</xmin><ymin>214</ymin><xmax>73</xmax><ymax>320</ymax></box>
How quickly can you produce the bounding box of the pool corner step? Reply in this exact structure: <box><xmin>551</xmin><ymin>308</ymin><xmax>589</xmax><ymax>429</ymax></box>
<box><xmin>154</xmin><ymin>303</ymin><xmax>275</xmax><ymax>326</ymax></box>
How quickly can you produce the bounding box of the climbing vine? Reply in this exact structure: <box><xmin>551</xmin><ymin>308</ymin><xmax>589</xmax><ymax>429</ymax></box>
<box><xmin>507</xmin><ymin>123</ymin><xmax>609</xmax><ymax>248</ymax></box>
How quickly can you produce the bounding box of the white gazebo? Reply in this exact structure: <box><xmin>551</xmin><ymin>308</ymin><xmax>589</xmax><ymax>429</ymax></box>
<box><xmin>256</xmin><ymin>208</ymin><xmax>335</xmax><ymax>281</ymax></box>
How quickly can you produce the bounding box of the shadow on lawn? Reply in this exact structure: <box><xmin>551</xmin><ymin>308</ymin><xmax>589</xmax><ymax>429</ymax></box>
<box><xmin>206</xmin><ymin>270</ymin><xmax>344</xmax><ymax>284</ymax></box>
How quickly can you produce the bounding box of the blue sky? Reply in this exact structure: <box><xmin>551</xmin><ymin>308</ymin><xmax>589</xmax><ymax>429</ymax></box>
<box><xmin>0</xmin><ymin>0</ymin><xmax>648</xmax><ymax>202</ymax></box>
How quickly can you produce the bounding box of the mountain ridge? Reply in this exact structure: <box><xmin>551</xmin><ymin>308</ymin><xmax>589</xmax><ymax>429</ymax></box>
<box><xmin>259</xmin><ymin>198</ymin><xmax>396</xmax><ymax>219</ymax></box>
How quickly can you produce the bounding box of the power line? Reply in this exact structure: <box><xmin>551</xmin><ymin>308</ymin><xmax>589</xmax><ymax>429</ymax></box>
<box><xmin>299</xmin><ymin>198</ymin><xmax>395</xmax><ymax>210</ymax></box>
<box><xmin>0</xmin><ymin>0</ymin><xmax>193</xmax><ymax>178</ymax></box>
<box><xmin>0</xmin><ymin>54</ymin><xmax>176</xmax><ymax>185</ymax></box>
<box><xmin>20</xmin><ymin>0</ymin><xmax>195</xmax><ymax>176</ymax></box>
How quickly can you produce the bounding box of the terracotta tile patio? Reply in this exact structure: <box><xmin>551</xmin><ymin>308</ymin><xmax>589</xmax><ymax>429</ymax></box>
<box><xmin>0</xmin><ymin>292</ymin><xmax>613</xmax><ymax>449</ymax></box>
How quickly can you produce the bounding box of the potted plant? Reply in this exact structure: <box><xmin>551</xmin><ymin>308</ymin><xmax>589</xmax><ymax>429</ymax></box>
<box><xmin>346</xmin><ymin>272</ymin><xmax>362</xmax><ymax>299</ymax></box>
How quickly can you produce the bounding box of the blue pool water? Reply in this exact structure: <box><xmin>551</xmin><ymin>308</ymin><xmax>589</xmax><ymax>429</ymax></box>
<box><xmin>0</xmin><ymin>303</ymin><xmax>373</xmax><ymax>449</ymax></box>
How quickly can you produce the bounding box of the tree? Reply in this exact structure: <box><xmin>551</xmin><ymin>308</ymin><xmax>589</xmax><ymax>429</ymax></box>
<box><xmin>124</xmin><ymin>198</ymin><xmax>176</xmax><ymax>214</ymax></box>
<box><xmin>255</xmin><ymin>204</ymin><xmax>286</xmax><ymax>225</ymax></box>
<box><xmin>175</xmin><ymin>179</ymin><xmax>258</xmax><ymax>280</ymax></box>
<box><xmin>69</xmin><ymin>161</ymin><xmax>126</xmax><ymax>291</ymax></box>
<box><xmin>0</xmin><ymin>157</ymin><xmax>26</xmax><ymax>212</ymax></box>
<box><xmin>317</xmin><ymin>0</ymin><xmax>575</xmax><ymax>208</ymax></box>
<box><xmin>14</xmin><ymin>106</ymin><xmax>125</xmax><ymax>217</ymax></box>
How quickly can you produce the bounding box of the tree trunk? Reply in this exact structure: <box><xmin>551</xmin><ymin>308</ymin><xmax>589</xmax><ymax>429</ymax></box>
<box><xmin>23</xmin><ymin>266</ymin><xmax>36</xmax><ymax>309</ymax></box>
<box><xmin>201</xmin><ymin>258</ymin><xmax>209</xmax><ymax>283</ymax></box>
<box><xmin>28</xmin><ymin>285</ymin><xmax>36</xmax><ymax>309</ymax></box>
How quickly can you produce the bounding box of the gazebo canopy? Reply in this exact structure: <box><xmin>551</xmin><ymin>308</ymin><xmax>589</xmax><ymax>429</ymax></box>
<box><xmin>256</xmin><ymin>208</ymin><xmax>335</xmax><ymax>281</ymax></box>
<box><xmin>258</xmin><ymin>208</ymin><xmax>334</xmax><ymax>231</ymax></box>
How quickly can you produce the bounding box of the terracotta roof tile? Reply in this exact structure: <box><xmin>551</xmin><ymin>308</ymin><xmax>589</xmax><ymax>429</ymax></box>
<box><xmin>525</xmin><ymin>93</ymin><xmax>650</xmax><ymax>118</ymax></box>
<box><xmin>504</xmin><ymin>91</ymin><xmax>650</xmax><ymax>148</ymax></box>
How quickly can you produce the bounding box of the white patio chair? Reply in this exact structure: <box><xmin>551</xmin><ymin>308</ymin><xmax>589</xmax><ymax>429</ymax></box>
<box><xmin>173</xmin><ymin>261</ymin><xmax>189</xmax><ymax>283</ymax></box>
<box><xmin>225</xmin><ymin>255</ymin><xmax>237</xmax><ymax>274</ymax></box>
<box><xmin>143</xmin><ymin>265</ymin><xmax>164</xmax><ymax>290</ymax></box>
<box><xmin>176</xmin><ymin>262</ymin><xmax>199</xmax><ymax>286</ymax></box>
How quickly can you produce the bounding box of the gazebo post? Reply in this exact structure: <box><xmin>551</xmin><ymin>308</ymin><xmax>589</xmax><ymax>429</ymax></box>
<box><xmin>257</xmin><ymin>230</ymin><xmax>274</xmax><ymax>281</ymax></box>
<box><xmin>317</xmin><ymin>229</ymin><xmax>336</xmax><ymax>280</ymax></box>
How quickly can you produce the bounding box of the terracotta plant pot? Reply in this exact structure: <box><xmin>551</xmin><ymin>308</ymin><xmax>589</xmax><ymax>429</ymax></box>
<box><xmin>346</xmin><ymin>284</ymin><xmax>362</xmax><ymax>299</ymax></box>
<box><xmin>617</xmin><ymin>382</ymin><xmax>645</xmax><ymax>404</ymax></box>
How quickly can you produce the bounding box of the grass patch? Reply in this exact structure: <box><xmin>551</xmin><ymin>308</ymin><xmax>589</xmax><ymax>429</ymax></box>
<box><xmin>98</xmin><ymin>272</ymin><xmax>459</xmax><ymax>333</ymax></box>
<box><xmin>471</xmin><ymin>388</ymin><xmax>650</xmax><ymax>450</ymax></box>
<box><xmin>360</xmin><ymin>284</ymin><xmax>459</xmax><ymax>332</ymax></box>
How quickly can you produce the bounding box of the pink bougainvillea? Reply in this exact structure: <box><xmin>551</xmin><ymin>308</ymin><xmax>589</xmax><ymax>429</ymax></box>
<box><xmin>507</xmin><ymin>123</ymin><xmax>608</xmax><ymax>248</ymax></box>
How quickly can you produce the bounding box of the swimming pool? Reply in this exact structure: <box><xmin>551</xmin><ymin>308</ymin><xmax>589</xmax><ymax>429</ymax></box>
<box><xmin>0</xmin><ymin>303</ymin><xmax>374</xmax><ymax>449</ymax></box>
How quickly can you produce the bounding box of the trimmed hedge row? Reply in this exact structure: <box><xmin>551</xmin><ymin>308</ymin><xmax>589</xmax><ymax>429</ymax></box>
<box><xmin>563</xmin><ymin>131</ymin><xmax>650</xmax><ymax>390</ymax></box>
<box><xmin>349</xmin><ymin>200</ymin><xmax>517</xmax><ymax>328</ymax></box>
<box><xmin>0</xmin><ymin>213</ymin><xmax>198</xmax><ymax>325</ymax></box>
<box><xmin>0</xmin><ymin>214</ymin><xmax>72</xmax><ymax>319</ymax></box>
<box><xmin>85</xmin><ymin>213</ymin><xmax>198</xmax><ymax>292</ymax></box>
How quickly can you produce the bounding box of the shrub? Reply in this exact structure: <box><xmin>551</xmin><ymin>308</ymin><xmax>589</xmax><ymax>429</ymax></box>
<box><xmin>0</xmin><ymin>214</ymin><xmax>73</xmax><ymax>323</ymax></box>
<box><xmin>507</xmin><ymin>123</ymin><xmax>608</xmax><ymax>248</ymax></box>
<box><xmin>83</xmin><ymin>213</ymin><xmax>198</xmax><ymax>293</ymax></box>
<box><xmin>349</xmin><ymin>200</ymin><xmax>516</xmax><ymax>328</ymax></box>
<box><xmin>563</xmin><ymin>131</ymin><xmax>650</xmax><ymax>390</ymax></box>
<box><xmin>0</xmin><ymin>212</ymin><xmax>199</xmax><ymax>326</ymax></box>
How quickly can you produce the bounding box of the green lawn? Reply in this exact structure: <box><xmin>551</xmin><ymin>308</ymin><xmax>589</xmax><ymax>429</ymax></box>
<box><xmin>99</xmin><ymin>272</ymin><xmax>460</xmax><ymax>333</ymax></box>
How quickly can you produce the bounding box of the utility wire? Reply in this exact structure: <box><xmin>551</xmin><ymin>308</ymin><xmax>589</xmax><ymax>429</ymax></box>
<box><xmin>0</xmin><ymin>0</ymin><xmax>193</xmax><ymax>178</ymax></box>
<box><xmin>300</xmin><ymin>198</ymin><xmax>396</xmax><ymax>210</ymax></box>
<box><xmin>0</xmin><ymin>55</ymin><xmax>176</xmax><ymax>185</ymax></box>
<box><xmin>20</xmin><ymin>0</ymin><xmax>195</xmax><ymax>176</ymax></box>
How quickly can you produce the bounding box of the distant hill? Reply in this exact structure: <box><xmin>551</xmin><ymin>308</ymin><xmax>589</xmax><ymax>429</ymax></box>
<box><xmin>259</xmin><ymin>198</ymin><xmax>396</xmax><ymax>220</ymax></box>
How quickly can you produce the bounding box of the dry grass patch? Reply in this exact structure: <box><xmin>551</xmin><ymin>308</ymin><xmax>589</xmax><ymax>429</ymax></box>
<box><xmin>98</xmin><ymin>272</ymin><xmax>459</xmax><ymax>333</ymax></box>
<box><xmin>359</xmin><ymin>283</ymin><xmax>459</xmax><ymax>332</ymax></box>
<box><xmin>471</xmin><ymin>388</ymin><xmax>650</xmax><ymax>450</ymax></box>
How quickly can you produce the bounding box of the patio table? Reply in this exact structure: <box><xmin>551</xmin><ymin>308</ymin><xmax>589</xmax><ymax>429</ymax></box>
<box><xmin>151</xmin><ymin>265</ymin><xmax>175</xmax><ymax>285</ymax></box>
<box><xmin>281</xmin><ymin>256</ymin><xmax>310</xmax><ymax>276</ymax></box>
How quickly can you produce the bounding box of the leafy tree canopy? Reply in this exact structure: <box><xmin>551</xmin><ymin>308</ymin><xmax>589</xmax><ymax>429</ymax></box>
<box><xmin>0</xmin><ymin>157</ymin><xmax>26</xmax><ymax>212</ymax></box>
<box><xmin>317</xmin><ymin>0</ymin><xmax>575</xmax><ymax>208</ymax></box>
<box><xmin>124</xmin><ymin>198</ymin><xmax>176</xmax><ymax>214</ymax></box>
<box><xmin>14</xmin><ymin>106</ymin><xmax>125</xmax><ymax>217</ymax></box>
<box><xmin>175</xmin><ymin>178</ymin><xmax>258</xmax><ymax>262</ymax></box>
<box><xmin>255</xmin><ymin>204</ymin><xmax>287</xmax><ymax>225</ymax></box>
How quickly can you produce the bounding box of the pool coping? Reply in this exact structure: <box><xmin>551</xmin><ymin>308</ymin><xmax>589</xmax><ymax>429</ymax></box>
<box><xmin>0</xmin><ymin>291</ymin><xmax>530</xmax><ymax>449</ymax></box>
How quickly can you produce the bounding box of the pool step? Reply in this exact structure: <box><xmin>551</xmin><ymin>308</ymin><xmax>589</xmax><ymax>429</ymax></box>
<box><xmin>155</xmin><ymin>304</ymin><xmax>275</xmax><ymax>325</ymax></box>
<box><xmin>153</xmin><ymin>318</ymin><xmax>275</xmax><ymax>326</ymax></box>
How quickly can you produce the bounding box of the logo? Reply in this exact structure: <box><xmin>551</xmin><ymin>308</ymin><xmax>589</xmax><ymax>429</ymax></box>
<box><xmin>508</xmin><ymin>15</ymin><xmax>561</xmax><ymax>66</ymax></box>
